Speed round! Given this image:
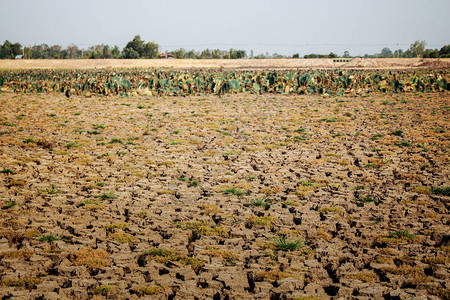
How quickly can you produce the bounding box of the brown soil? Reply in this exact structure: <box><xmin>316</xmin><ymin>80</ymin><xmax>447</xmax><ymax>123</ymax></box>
<box><xmin>1</xmin><ymin>58</ymin><xmax>450</xmax><ymax>70</ymax></box>
<box><xmin>0</xmin><ymin>92</ymin><xmax>449</xmax><ymax>299</ymax></box>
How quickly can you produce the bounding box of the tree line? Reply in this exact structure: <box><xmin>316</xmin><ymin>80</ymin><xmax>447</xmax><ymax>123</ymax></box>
<box><xmin>1</xmin><ymin>36</ymin><xmax>449</xmax><ymax>59</ymax></box>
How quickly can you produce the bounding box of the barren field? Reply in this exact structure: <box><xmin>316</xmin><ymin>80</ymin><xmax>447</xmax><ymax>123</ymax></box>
<box><xmin>0</xmin><ymin>91</ymin><xmax>449</xmax><ymax>299</ymax></box>
<box><xmin>1</xmin><ymin>58</ymin><xmax>450</xmax><ymax>70</ymax></box>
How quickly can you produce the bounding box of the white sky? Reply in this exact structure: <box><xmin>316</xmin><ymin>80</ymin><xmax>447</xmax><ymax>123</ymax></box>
<box><xmin>0</xmin><ymin>0</ymin><xmax>449</xmax><ymax>56</ymax></box>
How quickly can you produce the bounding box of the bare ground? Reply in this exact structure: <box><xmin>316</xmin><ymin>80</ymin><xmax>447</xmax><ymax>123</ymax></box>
<box><xmin>0</xmin><ymin>91</ymin><xmax>449</xmax><ymax>299</ymax></box>
<box><xmin>1</xmin><ymin>58</ymin><xmax>450</xmax><ymax>70</ymax></box>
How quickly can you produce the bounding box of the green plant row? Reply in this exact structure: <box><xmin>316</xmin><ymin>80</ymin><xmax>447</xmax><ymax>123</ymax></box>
<box><xmin>0</xmin><ymin>69</ymin><xmax>448</xmax><ymax>96</ymax></box>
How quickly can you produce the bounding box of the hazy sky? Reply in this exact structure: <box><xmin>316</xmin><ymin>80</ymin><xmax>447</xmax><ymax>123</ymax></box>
<box><xmin>1</xmin><ymin>0</ymin><xmax>449</xmax><ymax>56</ymax></box>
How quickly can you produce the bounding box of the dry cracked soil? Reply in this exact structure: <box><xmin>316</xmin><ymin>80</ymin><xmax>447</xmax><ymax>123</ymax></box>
<box><xmin>0</xmin><ymin>91</ymin><xmax>449</xmax><ymax>299</ymax></box>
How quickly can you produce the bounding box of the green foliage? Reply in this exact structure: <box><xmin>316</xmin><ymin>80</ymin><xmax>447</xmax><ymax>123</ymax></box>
<box><xmin>2</xmin><ymin>201</ymin><xmax>17</xmax><ymax>209</ymax></box>
<box><xmin>1</xmin><ymin>69</ymin><xmax>448</xmax><ymax>97</ymax></box>
<box><xmin>100</xmin><ymin>193</ymin><xmax>117</xmax><ymax>200</ymax></box>
<box><xmin>66</xmin><ymin>142</ymin><xmax>82</xmax><ymax>149</ymax></box>
<box><xmin>388</xmin><ymin>230</ymin><xmax>416</xmax><ymax>239</ymax></box>
<box><xmin>245</xmin><ymin>196</ymin><xmax>271</xmax><ymax>207</ymax></box>
<box><xmin>391</xmin><ymin>129</ymin><xmax>403</xmax><ymax>136</ymax></box>
<box><xmin>273</xmin><ymin>234</ymin><xmax>305</xmax><ymax>251</ymax></box>
<box><xmin>221</xmin><ymin>187</ymin><xmax>247</xmax><ymax>196</ymax></box>
<box><xmin>0</xmin><ymin>168</ymin><xmax>14</xmax><ymax>174</ymax></box>
<box><xmin>38</xmin><ymin>234</ymin><xmax>62</xmax><ymax>242</ymax></box>
<box><xmin>431</xmin><ymin>186</ymin><xmax>450</xmax><ymax>196</ymax></box>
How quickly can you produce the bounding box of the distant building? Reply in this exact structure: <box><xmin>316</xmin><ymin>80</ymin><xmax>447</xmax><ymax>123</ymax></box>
<box><xmin>15</xmin><ymin>55</ymin><xmax>23</xmax><ymax>59</ymax></box>
<box><xmin>159</xmin><ymin>54</ymin><xmax>174</xmax><ymax>59</ymax></box>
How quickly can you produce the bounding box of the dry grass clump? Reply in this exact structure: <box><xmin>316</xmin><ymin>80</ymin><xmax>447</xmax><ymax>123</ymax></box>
<box><xmin>177</xmin><ymin>220</ymin><xmax>229</xmax><ymax>238</ymax></box>
<box><xmin>0</xmin><ymin>250</ymin><xmax>33</xmax><ymax>260</ymax></box>
<box><xmin>92</xmin><ymin>284</ymin><xmax>116</xmax><ymax>296</ymax></box>
<box><xmin>411</xmin><ymin>185</ymin><xmax>431</xmax><ymax>194</ymax></box>
<box><xmin>203</xmin><ymin>247</ymin><xmax>238</xmax><ymax>264</ymax></box>
<box><xmin>245</xmin><ymin>215</ymin><xmax>276</xmax><ymax>229</ymax></box>
<box><xmin>1</xmin><ymin>277</ymin><xmax>42</xmax><ymax>289</ymax></box>
<box><xmin>133</xmin><ymin>285</ymin><xmax>168</xmax><ymax>297</ymax></box>
<box><xmin>255</xmin><ymin>269</ymin><xmax>299</xmax><ymax>281</ymax></box>
<box><xmin>70</xmin><ymin>248</ymin><xmax>109</xmax><ymax>271</ymax></box>
<box><xmin>109</xmin><ymin>232</ymin><xmax>135</xmax><ymax>244</ymax></box>
<box><xmin>346</xmin><ymin>270</ymin><xmax>379</xmax><ymax>282</ymax></box>
<box><xmin>142</xmin><ymin>248</ymin><xmax>204</xmax><ymax>273</ymax></box>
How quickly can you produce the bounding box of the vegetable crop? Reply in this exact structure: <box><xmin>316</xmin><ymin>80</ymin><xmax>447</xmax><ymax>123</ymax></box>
<box><xmin>0</xmin><ymin>69</ymin><xmax>448</xmax><ymax>96</ymax></box>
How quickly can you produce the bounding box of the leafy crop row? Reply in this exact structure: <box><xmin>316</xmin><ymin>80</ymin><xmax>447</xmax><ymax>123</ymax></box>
<box><xmin>0</xmin><ymin>69</ymin><xmax>448</xmax><ymax>96</ymax></box>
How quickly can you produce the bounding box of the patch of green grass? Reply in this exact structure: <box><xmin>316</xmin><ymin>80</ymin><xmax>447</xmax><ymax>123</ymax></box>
<box><xmin>42</xmin><ymin>184</ymin><xmax>59</xmax><ymax>195</ymax></box>
<box><xmin>434</xmin><ymin>127</ymin><xmax>446</xmax><ymax>133</ymax></box>
<box><xmin>365</xmin><ymin>163</ymin><xmax>379</xmax><ymax>169</ymax></box>
<box><xmin>99</xmin><ymin>193</ymin><xmax>117</xmax><ymax>200</ymax></box>
<box><xmin>273</xmin><ymin>234</ymin><xmax>305</xmax><ymax>252</ymax></box>
<box><xmin>172</xmin><ymin>130</ymin><xmax>181</xmax><ymax>134</ymax></box>
<box><xmin>370</xmin><ymin>133</ymin><xmax>385</xmax><ymax>141</ymax></box>
<box><xmin>321</xmin><ymin>117</ymin><xmax>340</xmax><ymax>123</ymax></box>
<box><xmin>87</xmin><ymin>130</ymin><xmax>101</xmax><ymax>135</ymax></box>
<box><xmin>66</xmin><ymin>142</ymin><xmax>82</xmax><ymax>149</ymax></box>
<box><xmin>221</xmin><ymin>187</ymin><xmax>247</xmax><ymax>196</ymax></box>
<box><xmin>22</xmin><ymin>137</ymin><xmax>38</xmax><ymax>143</ymax></box>
<box><xmin>109</xmin><ymin>138</ymin><xmax>123</xmax><ymax>144</ymax></box>
<box><xmin>292</xmin><ymin>136</ymin><xmax>305</xmax><ymax>143</ymax></box>
<box><xmin>295</xmin><ymin>127</ymin><xmax>306</xmax><ymax>133</ymax></box>
<box><xmin>0</xmin><ymin>169</ymin><xmax>14</xmax><ymax>174</ymax></box>
<box><xmin>431</xmin><ymin>186</ymin><xmax>450</xmax><ymax>196</ymax></box>
<box><xmin>245</xmin><ymin>196</ymin><xmax>271</xmax><ymax>207</ymax></box>
<box><xmin>388</xmin><ymin>230</ymin><xmax>416</xmax><ymax>239</ymax></box>
<box><xmin>391</xmin><ymin>129</ymin><xmax>403</xmax><ymax>136</ymax></box>
<box><xmin>2</xmin><ymin>201</ymin><xmax>17</xmax><ymax>209</ymax></box>
<box><xmin>357</xmin><ymin>196</ymin><xmax>380</xmax><ymax>204</ymax></box>
<box><xmin>351</xmin><ymin>185</ymin><xmax>366</xmax><ymax>190</ymax></box>
<box><xmin>92</xmin><ymin>124</ymin><xmax>106</xmax><ymax>129</ymax></box>
<box><xmin>396</xmin><ymin>141</ymin><xmax>411</xmax><ymax>147</ymax></box>
<box><xmin>167</xmin><ymin>139</ymin><xmax>180</xmax><ymax>145</ymax></box>
<box><xmin>3</xmin><ymin>121</ymin><xmax>17</xmax><ymax>127</ymax></box>
<box><xmin>216</xmin><ymin>129</ymin><xmax>231</xmax><ymax>136</ymax></box>
<box><xmin>38</xmin><ymin>234</ymin><xmax>62</xmax><ymax>242</ymax></box>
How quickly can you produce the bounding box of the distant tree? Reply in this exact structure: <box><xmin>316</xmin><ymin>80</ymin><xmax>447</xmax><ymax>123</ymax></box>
<box><xmin>0</xmin><ymin>41</ymin><xmax>13</xmax><ymax>59</ymax></box>
<box><xmin>12</xmin><ymin>43</ymin><xmax>22</xmax><ymax>57</ymax></box>
<box><xmin>67</xmin><ymin>44</ymin><xmax>80</xmax><ymax>59</ymax></box>
<box><xmin>235</xmin><ymin>50</ymin><xmax>246</xmax><ymax>59</ymax></box>
<box><xmin>380</xmin><ymin>47</ymin><xmax>393</xmax><ymax>58</ymax></box>
<box><xmin>292</xmin><ymin>53</ymin><xmax>300</xmax><ymax>58</ymax></box>
<box><xmin>142</xmin><ymin>42</ymin><xmax>158</xmax><ymax>58</ymax></box>
<box><xmin>111</xmin><ymin>46</ymin><xmax>121</xmax><ymax>58</ymax></box>
<box><xmin>211</xmin><ymin>49</ymin><xmax>221</xmax><ymax>59</ymax></box>
<box><xmin>343</xmin><ymin>51</ymin><xmax>350</xmax><ymax>58</ymax></box>
<box><xmin>123</xmin><ymin>35</ymin><xmax>159</xmax><ymax>58</ymax></box>
<box><xmin>423</xmin><ymin>49</ymin><xmax>439</xmax><ymax>58</ymax></box>
<box><xmin>409</xmin><ymin>40</ymin><xmax>426</xmax><ymax>58</ymax></box>
<box><xmin>200</xmin><ymin>49</ymin><xmax>211</xmax><ymax>59</ymax></box>
<box><xmin>328</xmin><ymin>52</ymin><xmax>337</xmax><ymax>58</ymax></box>
<box><xmin>393</xmin><ymin>49</ymin><xmax>403</xmax><ymax>58</ymax></box>
<box><xmin>250</xmin><ymin>50</ymin><xmax>254</xmax><ymax>59</ymax></box>
<box><xmin>439</xmin><ymin>44</ymin><xmax>450</xmax><ymax>58</ymax></box>
<box><xmin>123</xmin><ymin>47</ymin><xmax>139</xmax><ymax>59</ymax></box>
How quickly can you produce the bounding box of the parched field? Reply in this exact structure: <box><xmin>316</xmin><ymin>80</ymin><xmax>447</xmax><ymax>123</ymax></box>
<box><xmin>0</xmin><ymin>90</ymin><xmax>449</xmax><ymax>299</ymax></box>
<box><xmin>1</xmin><ymin>58</ymin><xmax>450</xmax><ymax>70</ymax></box>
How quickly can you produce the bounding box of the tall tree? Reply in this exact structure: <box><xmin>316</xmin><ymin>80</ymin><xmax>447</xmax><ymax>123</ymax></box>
<box><xmin>409</xmin><ymin>40</ymin><xmax>426</xmax><ymax>58</ymax></box>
